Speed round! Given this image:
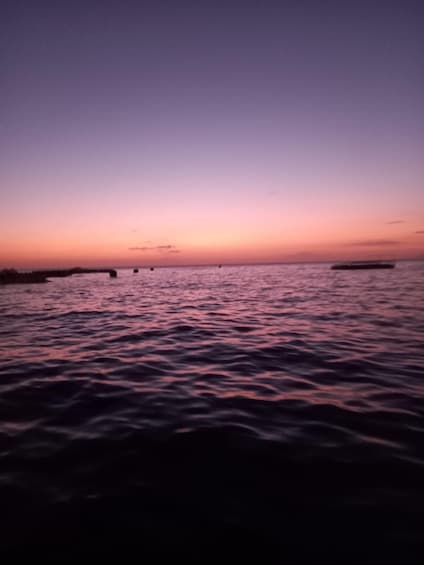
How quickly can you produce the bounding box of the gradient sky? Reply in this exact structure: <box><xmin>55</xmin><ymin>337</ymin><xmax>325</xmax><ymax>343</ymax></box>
<box><xmin>1</xmin><ymin>0</ymin><xmax>423</xmax><ymax>267</ymax></box>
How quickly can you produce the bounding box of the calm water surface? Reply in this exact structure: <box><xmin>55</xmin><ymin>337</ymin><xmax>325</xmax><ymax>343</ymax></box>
<box><xmin>1</xmin><ymin>263</ymin><xmax>423</xmax><ymax>561</ymax></box>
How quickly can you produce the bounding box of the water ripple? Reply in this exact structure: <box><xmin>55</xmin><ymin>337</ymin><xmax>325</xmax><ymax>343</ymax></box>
<box><xmin>1</xmin><ymin>263</ymin><xmax>424</xmax><ymax>558</ymax></box>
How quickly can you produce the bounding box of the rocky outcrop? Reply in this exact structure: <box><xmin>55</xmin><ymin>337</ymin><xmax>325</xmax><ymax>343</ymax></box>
<box><xmin>0</xmin><ymin>269</ymin><xmax>48</xmax><ymax>284</ymax></box>
<box><xmin>0</xmin><ymin>267</ymin><xmax>117</xmax><ymax>284</ymax></box>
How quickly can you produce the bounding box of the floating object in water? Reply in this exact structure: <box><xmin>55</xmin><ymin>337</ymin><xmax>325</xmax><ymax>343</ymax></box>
<box><xmin>133</xmin><ymin>268</ymin><xmax>139</xmax><ymax>273</ymax></box>
<box><xmin>150</xmin><ymin>267</ymin><xmax>154</xmax><ymax>271</ymax></box>
<box><xmin>331</xmin><ymin>261</ymin><xmax>395</xmax><ymax>270</ymax></box>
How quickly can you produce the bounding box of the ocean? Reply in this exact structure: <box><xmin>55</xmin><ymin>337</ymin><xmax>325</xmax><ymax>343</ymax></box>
<box><xmin>1</xmin><ymin>262</ymin><xmax>423</xmax><ymax>562</ymax></box>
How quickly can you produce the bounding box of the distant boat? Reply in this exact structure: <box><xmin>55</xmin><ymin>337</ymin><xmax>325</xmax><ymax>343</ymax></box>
<box><xmin>331</xmin><ymin>261</ymin><xmax>395</xmax><ymax>270</ymax></box>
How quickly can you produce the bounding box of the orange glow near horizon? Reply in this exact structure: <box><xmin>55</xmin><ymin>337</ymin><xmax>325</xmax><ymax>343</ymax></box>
<box><xmin>2</xmin><ymin>218</ymin><xmax>424</xmax><ymax>269</ymax></box>
<box><xmin>2</xmin><ymin>143</ymin><xmax>423</xmax><ymax>270</ymax></box>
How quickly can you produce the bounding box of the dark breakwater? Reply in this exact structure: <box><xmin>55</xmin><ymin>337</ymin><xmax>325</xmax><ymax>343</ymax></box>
<box><xmin>1</xmin><ymin>263</ymin><xmax>423</xmax><ymax>562</ymax></box>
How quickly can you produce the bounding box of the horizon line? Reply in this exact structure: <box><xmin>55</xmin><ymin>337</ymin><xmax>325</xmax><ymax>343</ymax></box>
<box><xmin>5</xmin><ymin>257</ymin><xmax>424</xmax><ymax>272</ymax></box>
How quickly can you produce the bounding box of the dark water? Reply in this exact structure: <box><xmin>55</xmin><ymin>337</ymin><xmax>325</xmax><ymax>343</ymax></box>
<box><xmin>1</xmin><ymin>263</ymin><xmax>424</xmax><ymax>561</ymax></box>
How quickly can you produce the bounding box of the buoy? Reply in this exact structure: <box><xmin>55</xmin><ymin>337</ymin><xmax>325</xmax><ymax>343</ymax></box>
<box><xmin>133</xmin><ymin>268</ymin><xmax>139</xmax><ymax>273</ymax></box>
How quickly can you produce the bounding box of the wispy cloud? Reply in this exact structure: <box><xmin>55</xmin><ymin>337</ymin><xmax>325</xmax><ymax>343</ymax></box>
<box><xmin>129</xmin><ymin>244</ymin><xmax>179</xmax><ymax>253</ymax></box>
<box><xmin>386</xmin><ymin>220</ymin><xmax>405</xmax><ymax>225</ymax></box>
<box><xmin>415</xmin><ymin>230</ymin><xmax>424</xmax><ymax>234</ymax></box>
<box><xmin>347</xmin><ymin>239</ymin><xmax>402</xmax><ymax>247</ymax></box>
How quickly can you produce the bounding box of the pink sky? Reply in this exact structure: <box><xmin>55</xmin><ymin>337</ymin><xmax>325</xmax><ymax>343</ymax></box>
<box><xmin>1</xmin><ymin>1</ymin><xmax>423</xmax><ymax>268</ymax></box>
<box><xmin>2</xmin><ymin>173</ymin><xmax>423</xmax><ymax>268</ymax></box>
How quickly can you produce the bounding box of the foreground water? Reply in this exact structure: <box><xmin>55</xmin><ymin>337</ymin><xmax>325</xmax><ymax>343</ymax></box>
<box><xmin>1</xmin><ymin>262</ymin><xmax>423</xmax><ymax>561</ymax></box>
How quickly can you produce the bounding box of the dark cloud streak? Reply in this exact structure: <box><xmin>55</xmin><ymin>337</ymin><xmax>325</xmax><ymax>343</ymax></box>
<box><xmin>347</xmin><ymin>239</ymin><xmax>402</xmax><ymax>247</ymax></box>
<box><xmin>129</xmin><ymin>244</ymin><xmax>178</xmax><ymax>252</ymax></box>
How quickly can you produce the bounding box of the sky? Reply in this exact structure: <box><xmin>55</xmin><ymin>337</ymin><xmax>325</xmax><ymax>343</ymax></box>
<box><xmin>1</xmin><ymin>0</ymin><xmax>423</xmax><ymax>268</ymax></box>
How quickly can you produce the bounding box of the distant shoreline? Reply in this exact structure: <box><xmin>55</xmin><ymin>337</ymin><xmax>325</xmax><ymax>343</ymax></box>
<box><xmin>3</xmin><ymin>258</ymin><xmax>423</xmax><ymax>273</ymax></box>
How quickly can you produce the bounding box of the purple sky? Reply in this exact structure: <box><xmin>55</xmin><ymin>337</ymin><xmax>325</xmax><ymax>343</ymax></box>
<box><xmin>1</xmin><ymin>0</ymin><xmax>423</xmax><ymax>266</ymax></box>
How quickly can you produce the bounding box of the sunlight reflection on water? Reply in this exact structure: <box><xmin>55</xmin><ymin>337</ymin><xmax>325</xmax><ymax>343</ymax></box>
<box><xmin>1</xmin><ymin>262</ymin><xmax>423</xmax><ymax>451</ymax></box>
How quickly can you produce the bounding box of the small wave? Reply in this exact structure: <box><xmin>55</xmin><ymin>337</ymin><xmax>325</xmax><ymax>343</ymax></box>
<box><xmin>1</xmin><ymin>263</ymin><xmax>424</xmax><ymax>559</ymax></box>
